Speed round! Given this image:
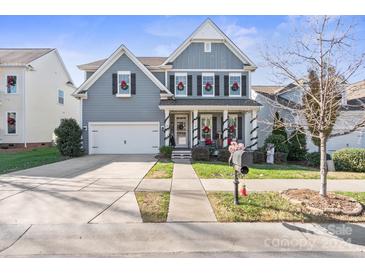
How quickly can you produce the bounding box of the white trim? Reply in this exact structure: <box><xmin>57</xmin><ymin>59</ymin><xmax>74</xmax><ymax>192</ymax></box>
<box><xmin>168</xmin><ymin>69</ymin><xmax>246</xmax><ymax>72</ymax></box>
<box><xmin>202</xmin><ymin>72</ymin><xmax>215</xmax><ymax>97</ymax></box>
<box><xmin>117</xmin><ymin>71</ymin><xmax>131</xmax><ymax>96</ymax></box>
<box><xmin>74</xmin><ymin>45</ymin><xmax>172</xmax><ymax>97</ymax></box>
<box><xmin>229</xmin><ymin>73</ymin><xmax>242</xmax><ymax>97</ymax></box>
<box><xmin>174</xmin><ymin>72</ymin><xmax>188</xmax><ymax>97</ymax></box>
<box><xmin>5</xmin><ymin>111</ymin><xmax>17</xmax><ymax>135</ymax></box>
<box><xmin>200</xmin><ymin>114</ymin><xmax>213</xmax><ymax>141</ymax></box>
<box><xmin>174</xmin><ymin>114</ymin><xmax>189</xmax><ymax>148</ymax></box>
<box><xmin>204</xmin><ymin>41</ymin><xmax>211</xmax><ymax>52</ymax></box>
<box><xmin>159</xmin><ymin>105</ymin><xmax>261</xmax><ymax>111</ymax></box>
<box><xmin>161</xmin><ymin>19</ymin><xmax>257</xmax><ymax>69</ymax></box>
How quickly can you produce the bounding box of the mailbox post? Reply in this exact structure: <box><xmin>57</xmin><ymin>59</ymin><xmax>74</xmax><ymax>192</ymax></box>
<box><xmin>231</xmin><ymin>150</ymin><xmax>252</xmax><ymax>205</ymax></box>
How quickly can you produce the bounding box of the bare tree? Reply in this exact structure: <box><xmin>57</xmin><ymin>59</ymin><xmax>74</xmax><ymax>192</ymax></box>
<box><xmin>263</xmin><ymin>16</ymin><xmax>365</xmax><ymax>196</ymax></box>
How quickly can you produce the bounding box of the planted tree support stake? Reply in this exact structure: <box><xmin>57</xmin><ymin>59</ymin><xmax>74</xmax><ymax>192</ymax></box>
<box><xmin>233</xmin><ymin>170</ymin><xmax>240</xmax><ymax>205</ymax></box>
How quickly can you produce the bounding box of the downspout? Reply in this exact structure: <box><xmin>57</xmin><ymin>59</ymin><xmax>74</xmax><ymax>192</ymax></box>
<box><xmin>23</xmin><ymin>68</ymin><xmax>27</xmax><ymax>148</ymax></box>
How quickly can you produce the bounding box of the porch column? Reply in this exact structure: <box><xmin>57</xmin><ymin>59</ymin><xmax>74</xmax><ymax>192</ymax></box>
<box><xmin>244</xmin><ymin>111</ymin><xmax>251</xmax><ymax>148</ymax></box>
<box><xmin>223</xmin><ymin>110</ymin><xmax>228</xmax><ymax>148</ymax></box>
<box><xmin>193</xmin><ymin>110</ymin><xmax>199</xmax><ymax>147</ymax></box>
<box><xmin>250</xmin><ymin>110</ymin><xmax>258</xmax><ymax>150</ymax></box>
<box><xmin>164</xmin><ymin>110</ymin><xmax>170</xmax><ymax>146</ymax></box>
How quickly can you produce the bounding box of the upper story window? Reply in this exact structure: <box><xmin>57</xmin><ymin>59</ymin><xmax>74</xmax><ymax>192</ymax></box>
<box><xmin>202</xmin><ymin>73</ymin><xmax>214</xmax><ymax>96</ymax></box>
<box><xmin>204</xmin><ymin>42</ymin><xmax>211</xmax><ymax>53</ymax></box>
<box><xmin>229</xmin><ymin>73</ymin><xmax>241</xmax><ymax>96</ymax></box>
<box><xmin>6</xmin><ymin>112</ymin><xmax>16</xmax><ymax>135</ymax></box>
<box><xmin>117</xmin><ymin>71</ymin><xmax>131</xmax><ymax>96</ymax></box>
<box><xmin>175</xmin><ymin>73</ymin><xmax>187</xmax><ymax>96</ymax></box>
<box><xmin>6</xmin><ymin>75</ymin><xmax>17</xmax><ymax>94</ymax></box>
<box><xmin>58</xmin><ymin>90</ymin><xmax>64</xmax><ymax>105</ymax></box>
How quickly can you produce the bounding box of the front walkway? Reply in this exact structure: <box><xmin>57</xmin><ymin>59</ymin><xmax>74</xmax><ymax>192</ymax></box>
<box><xmin>167</xmin><ymin>160</ymin><xmax>217</xmax><ymax>222</ymax></box>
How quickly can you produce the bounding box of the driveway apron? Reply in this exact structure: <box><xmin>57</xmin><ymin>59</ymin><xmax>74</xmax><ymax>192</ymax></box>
<box><xmin>167</xmin><ymin>161</ymin><xmax>216</xmax><ymax>222</ymax></box>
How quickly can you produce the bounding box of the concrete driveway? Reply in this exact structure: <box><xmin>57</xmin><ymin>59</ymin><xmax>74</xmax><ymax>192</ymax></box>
<box><xmin>0</xmin><ymin>155</ymin><xmax>156</xmax><ymax>225</ymax></box>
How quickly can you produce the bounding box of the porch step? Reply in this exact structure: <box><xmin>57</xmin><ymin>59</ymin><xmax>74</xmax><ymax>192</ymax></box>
<box><xmin>171</xmin><ymin>150</ymin><xmax>192</xmax><ymax>160</ymax></box>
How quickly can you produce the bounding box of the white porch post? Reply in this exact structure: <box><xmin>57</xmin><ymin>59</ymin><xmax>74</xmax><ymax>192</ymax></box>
<box><xmin>164</xmin><ymin>110</ymin><xmax>170</xmax><ymax>146</ymax></box>
<box><xmin>250</xmin><ymin>110</ymin><xmax>258</xmax><ymax>150</ymax></box>
<box><xmin>223</xmin><ymin>110</ymin><xmax>228</xmax><ymax>148</ymax></box>
<box><xmin>193</xmin><ymin>110</ymin><xmax>199</xmax><ymax>147</ymax></box>
<box><xmin>244</xmin><ymin>111</ymin><xmax>251</xmax><ymax>148</ymax></box>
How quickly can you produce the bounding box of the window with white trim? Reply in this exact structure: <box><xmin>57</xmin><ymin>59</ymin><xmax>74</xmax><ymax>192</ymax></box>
<box><xmin>175</xmin><ymin>73</ymin><xmax>187</xmax><ymax>96</ymax></box>
<box><xmin>229</xmin><ymin>73</ymin><xmax>241</xmax><ymax>96</ymax></box>
<box><xmin>58</xmin><ymin>90</ymin><xmax>64</xmax><ymax>105</ymax></box>
<box><xmin>228</xmin><ymin>114</ymin><xmax>238</xmax><ymax>140</ymax></box>
<box><xmin>6</xmin><ymin>112</ymin><xmax>16</xmax><ymax>134</ymax></box>
<box><xmin>6</xmin><ymin>75</ymin><xmax>17</xmax><ymax>94</ymax></box>
<box><xmin>202</xmin><ymin>73</ymin><xmax>214</xmax><ymax>96</ymax></box>
<box><xmin>117</xmin><ymin>71</ymin><xmax>131</xmax><ymax>96</ymax></box>
<box><xmin>204</xmin><ymin>42</ymin><xmax>211</xmax><ymax>52</ymax></box>
<box><xmin>200</xmin><ymin>114</ymin><xmax>212</xmax><ymax>141</ymax></box>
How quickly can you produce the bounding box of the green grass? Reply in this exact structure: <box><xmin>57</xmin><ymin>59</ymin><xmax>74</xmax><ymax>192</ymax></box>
<box><xmin>145</xmin><ymin>161</ymin><xmax>174</xmax><ymax>179</ymax></box>
<box><xmin>208</xmin><ymin>191</ymin><xmax>365</xmax><ymax>222</ymax></box>
<box><xmin>135</xmin><ymin>192</ymin><xmax>170</xmax><ymax>222</ymax></box>
<box><xmin>0</xmin><ymin>147</ymin><xmax>67</xmax><ymax>174</ymax></box>
<box><xmin>192</xmin><ymin>161</ymin><xmax>365</xmax><ymax>179</ymax></box>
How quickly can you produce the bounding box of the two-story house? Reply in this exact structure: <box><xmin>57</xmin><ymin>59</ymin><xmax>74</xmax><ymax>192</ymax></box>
<box><xmin>73</xmin><ymin>19</ymin><xmax>261</xmax><ymax>155</ymax></box>
<box><xmin>0</xmin><ymin>48</ymin><xmax>80</xmax><ymax>148</ymax></box>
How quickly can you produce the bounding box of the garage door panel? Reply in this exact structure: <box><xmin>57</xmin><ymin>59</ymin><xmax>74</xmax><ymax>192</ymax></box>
<box><xmin>89</xmin><ymin>123</ymin><xmax>159</xmax><ymax>154</ymax></box>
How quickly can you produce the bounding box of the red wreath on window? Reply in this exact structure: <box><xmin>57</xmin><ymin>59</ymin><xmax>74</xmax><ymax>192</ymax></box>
<box><xmin>177</xmin><ymin>81</ymin><xmax>184</xmax><ymax>91</ymax></box>
<box><xmin>7</xmin><ymin>76</ymin><xmax>16</xmax><ymax>87</ymax></box>
<box><xmin>229</xmin><ymin>125</ymin><xmax>236</xmax><ymax>133</ymax></box>
<box><xmin>205</xmin><ymin>138</ymin><xmax>213</xmax><ymax>145</ymax></box>
<box><xmin>231</xmin><ymin>81</ymin><xmax>239</xmax><ymax>91</ymax></box>
<box><xmin>7</xmin><ymin>117</ymin><xmax>15</xmax><ymax>125</ymax></box>
<box><xmin>202</xmin><ymin>126</ymin><xmax>210</xmax><ymax>133</ymax></box>
<box><xmin>120</xmin><ymin>80</ymin><xmax>129</xmax><ymax>90</ymax></box>
<box><xmin>204</xmin><ymin>82</ymin><xmax>212</xmax><ymax>91</ymax></box>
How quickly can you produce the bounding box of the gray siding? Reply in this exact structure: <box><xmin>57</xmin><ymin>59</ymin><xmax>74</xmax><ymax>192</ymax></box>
<box><xmin>82</xmin><ymin>54</ymin><xmax>164</xmax><ymax>152</ymax></box>
<box><xmin>152</xmin><ymin>71</ymin><xmax>165</xmax><ymax>85</ymax></box>
<box><xmin>167</xmin><ymin>71</ymin><xmax>249</xmax><ymax>98</ymax></box>
<box><xmin>172</xmin><ymin>42</ymin><xmax>244</xmax><ymax>69</ymax></box>
<box><xmin>86</xmin><ymin>71</ymin><xmax>94</xmax><ymax>80</ymax></box>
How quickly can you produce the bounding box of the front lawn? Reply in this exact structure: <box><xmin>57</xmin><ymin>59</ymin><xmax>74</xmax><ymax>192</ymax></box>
<box><xmin>192</xmin><ymin>161</ymin><xmax>365</xmax><ymax>179</ymax></box>
<box><xmin>145</xmin><ymin>161</ymin><xmax>174</xmax><ymax>179</ymax></box>
<box><xmin>135</xmin><ymin>192</ymin><xmax>170</xmax><ymax>222</ymax></box>
<box><xmin>0</xmin><ymin>147</ymin><xmax>67</xmax><ymax>174</ymax></box>
<box><xmin>208</xmin><ymin>191</ymin><xmax>365</xmax><ymax>222</ymax></box>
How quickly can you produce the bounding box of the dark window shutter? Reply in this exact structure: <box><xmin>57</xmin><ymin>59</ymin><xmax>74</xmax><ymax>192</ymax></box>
<box><xmin>238</xmin><ymin>116</ymin><xmax>243</xmax><ymax>140</ymax></box>
<box><xmin>169</xmin><ymin>75</ymin><xmax>175</xmax><ymax>94</ymax></box>
<box><xmin>112</xmin><ymin>73</ymin><xmax>118</xmax><ymax>94</ymax></box>
<box><xmin>212</xmin><ymin>116</ymin><xmax>217</xmax><ymax>140</ymax></box>
<box><xmin>188</xmin><ymin>75</ymin><xmax>192</xmax><ymax>96</ymax></box>
<box><xmin>215</xmin><ymin>75</ymin><xmax>220</xmax><ymax>96</ymax></box>
<box><xmin>224</xmin><ymin>75</ymin><xmax>229</xmax><ymax>96</ymax></box>
<box><xmin>197</xmin><ymin>75</ymin><xmax>202</xmax><ymax>96</ymax></box>
<box><xmin>197</xmin><ymin>116</ymin><xmax>201</xmax><ymax>140</ymax></box>
<box><xmin>241</xmin><ymin>75</ymin><xmax>247</xmax><ymax>96</ymax></box>
<box><xmin>131</xmin><ymin>73</ymin><xmax>136</xmax><ymax>95</ymax></box>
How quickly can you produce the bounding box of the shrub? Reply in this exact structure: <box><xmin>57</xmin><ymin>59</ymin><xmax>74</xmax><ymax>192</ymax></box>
<box><xmin>217</xmin><ymin>149</ymin><xmax>231</xmax><ymax>162</ymax></box>
<box><xmin>159</xmin><ymin>146</ymin><xmax>173</xmax><ymax>158</ymax></box>
<box><xmin>333</xmin><ymin>148</ymin><xmax>365</xmax><ymax>172</ymax></box>
<box><xmin>253</xmin><ymin>150</ymin><xmax>266</xmax><ymax>164</ymax></box>
<box><xmin>192</xmin><ymin>147</ymin><xmax>210</xmax><ymax>161</ymax></box>
<box><xmin>288</xmin><ymin>129</ymin><xmax>307</xmax><ymax>161</ymax></box>
<box><xmin>305</xmin><ymin>152</ymin><xmax>331</xmax><ymax>168</ymax></box>
<box><xmin>54</xmin><ymin>118</ymin><xmax>83</xmax><ymax>157</ymax></box>
<box><xmin>264</xmin><ymin>134</ymin><xmax>289</xmax><ymax>153</ymax></box>
<box><xmin>274</xmin><ymin>152</ymin><xmax>288</xmax><ymax>164</ymax></box>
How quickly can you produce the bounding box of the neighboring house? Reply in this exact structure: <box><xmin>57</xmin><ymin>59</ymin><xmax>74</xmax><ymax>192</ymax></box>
<box><xmin>73</xmin><ymin>19</ymin><xmax>261</xmax><ymax>155</ymax></box>
<box><xmin>252</xmin><ymin>80</ymin><xmax>365</xmax><ymax>153</ymax></box>
<box><xmin>0</xmin><ymin>48</ymin><xmax>79</xmax><ymax>148</ymax></box>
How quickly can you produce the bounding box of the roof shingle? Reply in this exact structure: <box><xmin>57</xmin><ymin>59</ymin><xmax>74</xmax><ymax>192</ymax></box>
<box><xmin>0</xmin><ymin>48</ymin><xmax>54</xmax><ymax>65</ymax></box>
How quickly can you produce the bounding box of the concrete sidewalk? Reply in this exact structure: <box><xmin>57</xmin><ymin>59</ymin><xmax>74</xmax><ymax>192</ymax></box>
<box><xmin>200</xmin><ymin>179</ymin><xmax>365</xmax><ymax>192</ymax></box>
<box><xmin>1</xmin><ymin>222</ymin><xmax>365</xmax><ymax>257</ymax></box>
<box><xmin>167</xmin><ymin>161</ymin><xmax>216</xmax><ymax>222</ymax></box>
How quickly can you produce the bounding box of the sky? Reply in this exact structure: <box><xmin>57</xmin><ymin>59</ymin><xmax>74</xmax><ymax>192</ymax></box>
<box><xmin>0</xmin><ymin>15</ymin><xmax>364</xmax><ymax>86</ymax></box>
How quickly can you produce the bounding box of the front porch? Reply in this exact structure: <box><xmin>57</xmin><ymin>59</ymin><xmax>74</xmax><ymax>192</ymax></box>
<box><xmin>159</xmin><ymin>99</ymin><xmax>261</xmax><ymax>151</ymax></box>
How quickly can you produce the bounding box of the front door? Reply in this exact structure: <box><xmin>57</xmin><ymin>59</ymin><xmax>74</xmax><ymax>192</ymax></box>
<box><xmin>174</xmin><ymin>114</ymin><xmax>188</xmax><ymax>148</ymax></box>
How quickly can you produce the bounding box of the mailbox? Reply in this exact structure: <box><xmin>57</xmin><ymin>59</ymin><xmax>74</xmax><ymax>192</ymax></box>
<box><xmin>231</xmin><ymin>150</ymin><xmax>253</xmax><ymax>174</ymax></box>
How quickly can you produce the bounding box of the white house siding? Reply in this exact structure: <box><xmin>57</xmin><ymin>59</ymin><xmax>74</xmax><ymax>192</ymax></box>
<box><xmin>25</xmin><ymin>51</ymin><xmax>79</xmax><ymax>143</ymax></box>
<box><xmin>0</xmin><ymin>67</ymin><xmax>26</xmax><ymax>144</ymax></box>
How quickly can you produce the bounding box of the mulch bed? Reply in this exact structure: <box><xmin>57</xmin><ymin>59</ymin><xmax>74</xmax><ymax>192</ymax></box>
<box><xmin>281</xmin><ymin>189</ymin><xmax>363</xmax><ymax>216</ymax></box>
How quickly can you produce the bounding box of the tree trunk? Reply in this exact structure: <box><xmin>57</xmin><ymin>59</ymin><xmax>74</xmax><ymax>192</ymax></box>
<box><xmin>319</xmin><ymin>134</ymin><xmax>328</xmax><ymax>196</ymax></box>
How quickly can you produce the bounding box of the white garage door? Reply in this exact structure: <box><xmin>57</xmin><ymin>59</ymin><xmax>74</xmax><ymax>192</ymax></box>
<box><xmin>89</xmin><ymin>122</ymin><xmax>160</xmax><ymax>154</ymax></box>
